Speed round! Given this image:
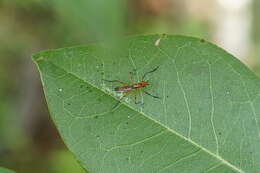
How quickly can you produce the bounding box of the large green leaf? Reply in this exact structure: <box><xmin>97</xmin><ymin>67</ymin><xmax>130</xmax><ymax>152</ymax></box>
<box><xmin>32</xmin><ymin>35</ymin><xmax>260</xmax><ymax>173</ymax></box>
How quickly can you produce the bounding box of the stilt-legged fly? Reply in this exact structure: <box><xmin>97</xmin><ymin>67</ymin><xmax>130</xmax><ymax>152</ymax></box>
<box><xmin>103</xmin><ymin>66</ymin><xmax>160</xmax><ymax>108</ymax></box>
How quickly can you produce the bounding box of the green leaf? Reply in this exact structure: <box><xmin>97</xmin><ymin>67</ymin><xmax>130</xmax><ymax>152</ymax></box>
<box><xmin>0</xmin><ymin>167</ymin><xmax>15</xmax><ymax>173</ymax></box>
<box><xmin>32</xmin><ymin>35</ymin><xmax>260</xmax><ymax>173</ymax></box>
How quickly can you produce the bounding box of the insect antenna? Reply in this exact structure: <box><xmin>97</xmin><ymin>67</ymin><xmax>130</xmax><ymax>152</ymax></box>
<box><xmin>142</xmin><ymin>66</ymin><xmax>159</xmax><ymax>81</ymax></box>
<box><xmin>142</xmin><ymin>90</ymin><xmax>160</xmax><ymax>99</ymax></box>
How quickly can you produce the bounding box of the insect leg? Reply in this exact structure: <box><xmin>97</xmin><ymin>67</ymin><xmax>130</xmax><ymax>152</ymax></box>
<box><xmin>142</xmin><ymin>90</ymin><xmax>160</xmax><ymax>99</ymax></box>
<box><xmin>142</xmin><ymin>66</ymin><xmax>159</xmax><ymax>81</ymax></box>
<box><xmin>129</xmin><ymin>72</ymin><xmax>135</xmax><ymax>83</ymax></box>
<box><xmin>112</xmin><ymin>91</ymin><xmax>131</xmax><ymax>109</ymax></box>
<box><xmin>112</xmin><ymin>100</ymin><xmax>121</xmax><ymax>109</ymax></box>
<box><xmin>134</xmin><ymin>92</ymin><xmax>141</xmax><ymax>104</ymax></box>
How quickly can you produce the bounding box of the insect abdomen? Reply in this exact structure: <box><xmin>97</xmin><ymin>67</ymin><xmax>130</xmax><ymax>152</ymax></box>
<box><xmin>114</xmin><ymin>86</ymin><xmax>133</xmax><ymax>93</ymax></box>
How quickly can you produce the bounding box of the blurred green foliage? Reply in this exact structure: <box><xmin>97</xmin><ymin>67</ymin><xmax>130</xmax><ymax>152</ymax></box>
<box><xmin>252</xmin><ymin>0</ymin><xmax>260</xmax><ymax>75</ymax></box>
<box><xmin>52</xmin><ymin>0</ymin><xmax>125</xmax><ymax>42</ymax></box>
<box><xmin>49</xmin><ymin>151</ymin><xmax>86</xmax><ymax>173</ymax></box>
<box><xmin>0</xmin><ymin>167</ymin><xmax>15</xmax><ymax>173</ymax></box>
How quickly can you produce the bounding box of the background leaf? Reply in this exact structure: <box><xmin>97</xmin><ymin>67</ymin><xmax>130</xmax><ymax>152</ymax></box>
<box><xmin>32</xmin><ymin>35</ymin><xmax>260</xmax><ymax>173</ymax></box>
<box><xmin>0</xmin><ymin>167</ymin><xmax>15</xmax><ymax>173</ymax></box>
<box><xmin>52</xmin><ymin>0</ymin><xmax>125</xmax><ymax>42</ymax></box>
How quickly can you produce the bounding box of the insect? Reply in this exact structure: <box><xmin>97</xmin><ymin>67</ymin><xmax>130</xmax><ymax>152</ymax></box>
<box><xmin>103</xmin><ymin>66</ymin><xmax>160</xmax><ymax>108</ymax></box>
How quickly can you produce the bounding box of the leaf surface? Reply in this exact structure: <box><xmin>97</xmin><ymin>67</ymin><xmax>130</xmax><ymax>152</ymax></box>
<box><xmin>33</xmin><ymin>35</ymin><xmax>260</xmax><ymax>173</ymax></box>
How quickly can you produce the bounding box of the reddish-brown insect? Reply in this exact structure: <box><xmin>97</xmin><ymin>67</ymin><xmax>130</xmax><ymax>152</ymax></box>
<box><xmin>114</xmin><ymin>81</ymin><xmax>149</xmax><ymax>93</ymax></box>
<box><xmin>104</xmin><ymin>66</ymin><xmax>160</xmax><ymax>107</ymax></box>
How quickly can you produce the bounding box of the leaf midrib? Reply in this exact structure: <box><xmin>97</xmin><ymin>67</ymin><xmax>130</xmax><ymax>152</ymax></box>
<box><xmin>35</xmin><ymin>57</ymin><xmax>244</xmax><ymax>173</ymax></box>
